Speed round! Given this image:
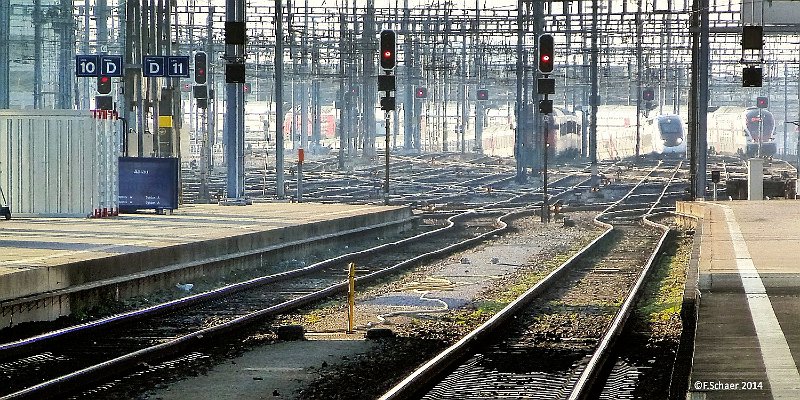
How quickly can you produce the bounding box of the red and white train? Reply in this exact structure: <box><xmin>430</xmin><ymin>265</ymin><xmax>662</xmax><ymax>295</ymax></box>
<box><xmin>706</xmin><ymin>106</ymin><xmax>776</xmax><ymax>158</ymax></box>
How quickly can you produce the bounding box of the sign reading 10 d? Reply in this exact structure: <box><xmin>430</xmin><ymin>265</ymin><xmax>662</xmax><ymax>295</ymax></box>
<box><xmin>76</xmin><ymin>55</ymin><xmax>123</xmax><ymax>77</ymax></box>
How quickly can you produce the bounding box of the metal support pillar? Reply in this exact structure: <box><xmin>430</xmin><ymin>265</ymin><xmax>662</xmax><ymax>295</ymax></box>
<box><xmin>460</xmin><ymin>20</ymin><xmax>467</xmax><ymax>154</ymax></box>
<box><xmin>147</xmin><ymin>0</ymin><xmax>160</xmax><ymax>156</ymax></box>
<box><xmin>442</xmin><ymin>8</ymin><xmax>450</xmax><ymax>152</ymax></box>
<box><xmin>0</xmin><ymin>0</ymin><xmax>8</xmax><ymax>108</ymax></box>
<box><xmin>33</xmin><ymin>0</ymin><xmax>43</xmax><ymax>108</ymax></box>
<box><xmin>134</xmin><ymin>0</ymin><xmax>145</xmax><ymax>154</ymax></box>
<box><xmin>362</xmin><ymin>1</ymin><xmax>377</xmax><ymax>157</ymax></box>
<box><xmin>412</xmin><ymin>22</ymin><xmax>421</xmax><ymax>151</ymax></box>
<box><xmin>635</xmin><ymin>0</ymin><xmax>642</xmax><ymax>159</ymax></box>
<box><xmin>541</xmin><ymin>113</ymin><xmax>550</xmax><ymax>223</ymax></box>
<box><xmin>590</xmin><ymin>0</ymin><xmax>599</xmax><ymax>182</ymax></box>
<box><xmin>514</xmin><ymin>0</ymin><xmax>525</xmax><ymax>182</ymax></box>
<box><xmin>337</xmin><ymin>13</ymin><xmax>347</xmax><ymax>168</ymax></box>
<box><xmin>312</xmin><ymin>43</ymin><xmax>321</xmax><ymax>148</ymax></box>
<box><xmin>697</xmin><ymin>0</ymin><xmax>709</xmax><ymax>200</ymax></box>
<box><xmin>689</xmin><ymin>21</ymin><xmax>698</xmax><ymax>198</ymax></box>
<box><xmin>82</xmin><ymin>0</ymin><xmax>91</xmax><ymax>110</ymax></box>
<box><xmin>57</xmin><ymin>0</ymin><xmax>74</xmax><ymax>109</ymax></box>
<box><xmin>402</xmin><ymin>2</ymin><xmax>413</xmax><ymax>150</ymax></box>
<box><xmin>276</xmin><ymin>0</ymin><xmax>286</xmax><ymax>197</ymax></box>
<box><xmin>690</xmin><ymin>0</ymin><xmax>709</xmax><ymax>199</ymax></box>
<box><xmin>225</xmin><ymin>0</ymin><xmax>246</xmax><ymax>199</ymax></box>
<box><xmin>474</xmin><ymin>1</ymin><xmax>483</xmax><ymax>155</ymax></box>
<box><xmin>784</xmin><ymin>64</ymin><xmax>789</xmax><ymax>156</ymax></box>
<box><xmin>300</xmin><ymin>0</ymin><xmax>309</xmax><ymax>152</ymax></box>
<box><xmin>205</xmin><ymin>6</ymin><xmax>215</xmax><ymax>169</ymax></box>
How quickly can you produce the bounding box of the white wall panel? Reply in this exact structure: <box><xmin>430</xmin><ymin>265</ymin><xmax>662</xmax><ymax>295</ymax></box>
<box><xmin>0</xmin><ymin>110</ymin><xmax>119</xmax><ymax>217</ymax></box>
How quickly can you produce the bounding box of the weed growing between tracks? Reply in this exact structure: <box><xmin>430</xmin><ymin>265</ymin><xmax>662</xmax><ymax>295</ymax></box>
<box><xmin>602</xmin><ymin>227</ymin><xmax>692</xmax><ymax>400</ymax></box>
<box><xmin>288</xmin><ymin>216</ymin><xmax>604</xmax><ymax>399</ymax></box>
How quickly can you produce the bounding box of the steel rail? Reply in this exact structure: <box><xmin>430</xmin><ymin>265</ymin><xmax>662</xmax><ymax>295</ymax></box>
<box><xmin>0</xmin><ymin>213</ymin><xmax>444</xmax><ymax>357</ymax></box>
<box><xmin>379</xmin><ymin>216</ymin><xmax>613</xmax><ymax>400</ymax></box>
<box><xmin>566</xmin><ymin>162</ymin><xmax>683</xmax><ymax>400</ymax></box>
<box><xmin>379</xmin><ymin>159</ymin><xmax>683</xmax><ymax>400</ymax></box>
<box><xmin>1</xmin><ymin>209</ymin><xmax>516</xmax><ymax>400</ymax></box>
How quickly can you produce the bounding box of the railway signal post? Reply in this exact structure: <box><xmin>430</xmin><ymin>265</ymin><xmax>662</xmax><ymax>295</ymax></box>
<box><xmin>379</xmin><ymin>30</ymin><xmax>396</xmax><ymax>205</ymax></box>
<box><xmin>538</xmin><ymin>34</ymin><xmax>555</xmax><ymax>223</ymax></box>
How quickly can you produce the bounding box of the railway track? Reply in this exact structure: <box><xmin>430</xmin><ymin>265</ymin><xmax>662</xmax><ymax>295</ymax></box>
<box><xmin>0</xmin><ymin>154</ymin><xmax>679</xmax><ymax>399</ymax></box>
<box><xmin>0</xmin><ymin>210</ymin><xmax>520</xmax><ymax>400</ymax></box>
<box><xmin>379</xmin><ymin>160</ymin><xmax>686</xmax><ymax>400</ymax></box>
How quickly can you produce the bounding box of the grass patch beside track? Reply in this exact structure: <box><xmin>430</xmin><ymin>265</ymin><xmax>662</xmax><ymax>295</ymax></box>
<box><xmin>637</xmin><ymin>230</ymin><xmax>691</xmax><ymax>328</ymax></box>
<box><xmin>609</xmin><ymin>226</ymin><xmax>693</xmax><ymax>400</ymax></box>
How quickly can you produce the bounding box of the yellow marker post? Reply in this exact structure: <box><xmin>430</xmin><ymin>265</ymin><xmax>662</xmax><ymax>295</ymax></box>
<box><xmin>347</xmin><ymin>262</ymin><xmax>356</xmax><ymax>333</ymax></box>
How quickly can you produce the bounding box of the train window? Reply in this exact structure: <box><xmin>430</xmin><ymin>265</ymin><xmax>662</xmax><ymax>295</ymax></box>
<box><xmin>658</xmin><ymin>118</ymin><xmax>682</xmax><ymax>135</ymax></box>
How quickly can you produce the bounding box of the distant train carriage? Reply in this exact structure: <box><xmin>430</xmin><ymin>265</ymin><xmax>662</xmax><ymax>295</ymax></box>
<box><xmin>707</xmin><ymin>106</ymin><xmax>776</xmax><ymax>158</ymax></box>
<box><xmin>480</xmin><ymin>106</ymin><xmax>581</xmax><ymax>160</ymax></box>
<box><xmin>595</xmin><ymin>106</ymin><xmax>648</xmax><ymax>159</ymax></box>
<box><xmin>545</xmin><ymin>107</ymin><xmax>582</xmax><ymax>158</ymax></box>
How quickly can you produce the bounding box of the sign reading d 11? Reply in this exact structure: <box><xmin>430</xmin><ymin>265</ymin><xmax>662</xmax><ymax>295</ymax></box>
<box><xmin>143</xmin><ymin>56</ymin><xmax>190</xmax><ymax>78</ymax></box>
<box><xmin>76</xmin><ymin>55</ymin><xmax>123</xmax><ymax>77</ymax></box>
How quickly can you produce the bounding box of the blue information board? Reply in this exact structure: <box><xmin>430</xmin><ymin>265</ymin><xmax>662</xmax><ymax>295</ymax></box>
<box><xmin>143</xmin><ymin>56</ymin><xmax>166</xmax><ymax>77</ymax></box>
<box><xmin>76</xmin><ymin>55</ymin><xmax>99</xmax><ymax>77</ymax></box>
<box><xmin>100</xmin><ymin>55</ymin><xmax>124</xmax><ymax>77</ymax></box>
<box><xmin>167</xmin><ymin>56</ymin><xmax>191</xmax><ymax>77</ymax></box>
<box><xmin>118</xmin><ymin>157</ymin><xmax>179</xmax><ymax>212</ymax></box>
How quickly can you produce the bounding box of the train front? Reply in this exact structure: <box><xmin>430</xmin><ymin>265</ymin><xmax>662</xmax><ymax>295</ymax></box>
<box><xmin>744</xmin><ymin>108</ymin><xmax>776</xmax><ymax>157</ymax></box>
<box><xmin>654</xmin><ymin>115</ymin><xmax>687</xmax><ymax>156</ymax></box>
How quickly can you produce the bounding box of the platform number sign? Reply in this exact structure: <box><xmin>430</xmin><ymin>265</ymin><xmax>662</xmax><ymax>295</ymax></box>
<box><xmin>76</xmin><ymin>55</ymin><xmax>99</xmax><ymax>77</ymax></box>
<box><xmin>168</xmin><ymin>56</ymin><xmax>190</xmax><ymax>78</ymax></box>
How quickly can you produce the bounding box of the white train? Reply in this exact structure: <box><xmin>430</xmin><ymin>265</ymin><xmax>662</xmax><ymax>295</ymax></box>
<box><xmin>595</xmin><ymin>106</ymin><xmax>686</xmax><ymax>159</ymax></box>
<box><xmin>650</xmin><ymin>114</ymin><xmax>687</xmax><ymax>156</ymax></box>
<box><xmin>416</xmin><ymin>104</ymin><xmax>686</xmax><ymax>161</ymax></box>
<box><xmin>706</xmin><ymin>106</ymin><xmax>776</xmax><ymax>158</ymax></box>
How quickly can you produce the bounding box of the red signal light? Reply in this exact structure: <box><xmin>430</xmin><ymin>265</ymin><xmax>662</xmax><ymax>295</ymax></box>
<box><xmin>380</xmin><ymin>30</ymin><xmax>396</xmax><ymax>70</ymax></box>
<box><xmin>538</xmin><ymin>34</ymin><xmax>554</xmax><ymax>74</ymax></box>
<box><xmin>97</xmin><ymin>75</ymin><xmax>112</xmax><ymax>94</ymax></box>
<box><xmin>194</xmin><ymin>51</ymin><xmax>208</xmax><ymax>84</ymax></box>
<box><xmin>643</xmin><ymin>88</ymin><xmax>655</xmax><ymax>102</ymax></box>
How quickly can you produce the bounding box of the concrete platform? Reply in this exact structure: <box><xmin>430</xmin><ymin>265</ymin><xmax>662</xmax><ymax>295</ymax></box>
<box><xmin>678</xmin><ymin>201</ymin><xmax>800</xmax><ymax>399</ymax></box>
<box><xmin>0</xmin><ymin>203</ymin><xmax>413</xmax><ymax>328</ymax></box>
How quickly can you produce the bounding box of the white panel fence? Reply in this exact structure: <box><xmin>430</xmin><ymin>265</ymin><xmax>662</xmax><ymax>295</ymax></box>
<box><xmin>0</xmin><ymin>110</ymin><xmax>120</xmax><ymax>217</ymax></box>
